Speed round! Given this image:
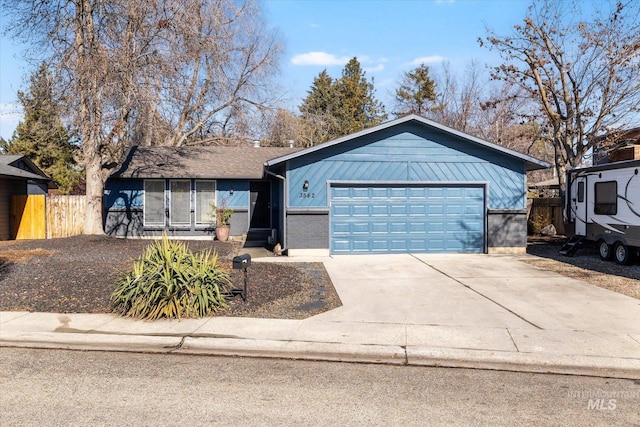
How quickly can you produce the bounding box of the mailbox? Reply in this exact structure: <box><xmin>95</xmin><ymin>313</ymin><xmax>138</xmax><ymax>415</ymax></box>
<box><xmin>233</xmin><ymin>253</ymin><xmax>251</xmax><ymax>269</ymax></box>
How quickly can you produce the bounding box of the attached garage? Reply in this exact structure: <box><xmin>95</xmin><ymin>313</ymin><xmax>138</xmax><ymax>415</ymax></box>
<box><xmin>264</xmin><ymin>114</ymin><xmax>550</xmax><ymax>256</ymax></box>
<box><xmin>330</xmin><ymin>183</ymin><xmax>485</xmax><ymax>254</ymax></box>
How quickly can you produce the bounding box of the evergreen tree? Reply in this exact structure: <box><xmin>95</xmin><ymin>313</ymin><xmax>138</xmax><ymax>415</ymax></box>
<box><xmin>3</xmin><ymin>63</ymin><xmax>83</xmax><ymax>194</ymax></box>
<box><xmin>299</xmin><ymin>70</ymin><xmax>337</xmax><ymax>117</ymax></box>
<box><xmin>394</xmin><ymin>63</ymin><xmax>437</xmax><ymax>117</ymax></box>
<box><xmin>299</xmin><ymin>58</ymin><xmax>387</xmax><ymax>143</ymax></box>
<box><xmin>335</xmin><ymin>58</ymin><xmax>387</xmax><ymax>135</ymax></box>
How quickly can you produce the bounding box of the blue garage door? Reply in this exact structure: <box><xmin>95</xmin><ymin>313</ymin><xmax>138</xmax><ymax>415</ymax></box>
<box><xmin>330</xmin><ymin>184</ymin><xmax>485</xmax><ymax>254</ymax></box>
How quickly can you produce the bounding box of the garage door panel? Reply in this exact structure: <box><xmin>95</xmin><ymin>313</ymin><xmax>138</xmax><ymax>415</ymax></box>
<box><xmin>371</xmin><ymin>205</ymin><xmax>388</xmax><ymax>215</ymax></box>
<box><xmin>367</xmin><ymin>222</ymin><xmax>385</xmax><ymax>233</ymax></box>
<box><xmin>370</xmin><ymin>188</ymin><xmax>388</xmax><ymax>198</ymax></box>
<box><xmin>331</xmin><ymin>184</ymin><xmax>485</xmax><ymax>254</ymax></box>
<box><xmin>409</xmin><ymin>222</ymin><xmax>427</xmax><ymax>232</ymax></box>
<box><xmin>332</xmin><ymin>205</ymin><xmax>350</xmax><ymax>216</ymax></box>
<box><xmin>352</xmin><ymin>205</ymin><xmax>369</xmax><ymax>216</ymax></box>
<box><xmin>409</xmin><ymin>204</ymin><xmax>427</xmax><ymax>215</ymax></box>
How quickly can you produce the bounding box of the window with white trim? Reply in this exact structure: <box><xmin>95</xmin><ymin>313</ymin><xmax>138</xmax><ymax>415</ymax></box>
<box><xmin>170</xmin><ymin>180</ymin><xmax>191</xmax><ymax>226</ymax></box>
<box><xmin>195</xmin><ymin>180</ymin><xmax>216</xmax><ymax>225</ymax></box>
<box><xmin>144</xmin><ymin>180</ymin><xmax>165</xmax><ymax>226</ymax></box>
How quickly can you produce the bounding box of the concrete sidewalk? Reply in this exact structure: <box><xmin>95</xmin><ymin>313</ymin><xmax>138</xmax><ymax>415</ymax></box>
<box><xmin>1</xmin><ymin>254</ymin><xmax>640</xmax><ymax>379</ymax></box>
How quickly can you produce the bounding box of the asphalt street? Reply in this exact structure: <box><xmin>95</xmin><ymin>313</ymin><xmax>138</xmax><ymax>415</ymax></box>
<box><xmin>1</xmin><ymin>348</ymin><xmax>639</xmax><ymax>426</ymax></box>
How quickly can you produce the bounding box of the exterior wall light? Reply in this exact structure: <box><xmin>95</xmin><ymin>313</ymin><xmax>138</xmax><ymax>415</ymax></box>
<box><xmin>303</xmin><ymin>180</ymin><xmax>309</xmax><ymax>191</ymax></box>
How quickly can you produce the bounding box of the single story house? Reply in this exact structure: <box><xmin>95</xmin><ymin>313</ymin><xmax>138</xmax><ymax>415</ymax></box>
<box><xmin>104</xmin><ymin>145</ymin><xmax>300</xmax><ymax>240</ymax></box>
<box><xmin>0</xmin><ymin>155</ymin><xmax>53</xmax><ymax>240</ymax></box>
<box><xmin>105</xmin><ymin>114</ymin><xmax>550</xmax><ymax>255</ymax></box>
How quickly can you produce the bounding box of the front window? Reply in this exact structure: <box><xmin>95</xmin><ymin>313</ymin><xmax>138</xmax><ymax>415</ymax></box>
<box><xmin>144</xmin><ymin>180</ymin><xmax>165</xmax><ymax>226</ymax></box>
<box><xmin>195</xmin><ymin>180</ymin><xmax>216</xmax><ymax>225</ymax></box>
<box><xmin>594</xmin><ymin>181</ymin><xmax>617</xmax><ymax>215</ymax></box>
<box><xmin>170</xmin><ymin>180</ymin><xmax>191</xmax><ymax>226</ymax></box>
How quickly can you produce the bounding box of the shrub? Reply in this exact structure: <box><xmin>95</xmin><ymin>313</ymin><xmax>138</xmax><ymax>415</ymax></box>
<box><xmin>111</xmin><ymin>235</ymin><xmax>231</xmax><ymax>320</ymax></box>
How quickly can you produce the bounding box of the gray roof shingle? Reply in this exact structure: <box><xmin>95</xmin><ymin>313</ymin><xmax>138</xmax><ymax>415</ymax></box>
<box><xmin>112</xmin><ymin>145</ymin><xmax>301</xmax><ymax>179</ymax></box>
<box><xmin>0</xmin><ymin>155</ymin><xmax>52</xmax><ymax>181</ymax></box>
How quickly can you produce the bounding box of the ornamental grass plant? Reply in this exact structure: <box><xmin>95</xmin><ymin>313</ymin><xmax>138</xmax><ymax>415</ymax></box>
<box><xmin>111</xmin><ymin>235</ymin><xmax>231</xmax><ymax>320</ymax></box>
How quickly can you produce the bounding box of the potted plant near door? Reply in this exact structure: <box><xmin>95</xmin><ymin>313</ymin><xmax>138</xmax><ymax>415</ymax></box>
<box><xmin>211</xmin><ymin>201</ymin><xmax>233</xmax><ymax>241</ymax></box>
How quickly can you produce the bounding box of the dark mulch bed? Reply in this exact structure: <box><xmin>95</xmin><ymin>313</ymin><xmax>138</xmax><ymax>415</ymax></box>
<box><xmin>0</xmin><ymin>235</ymin><xmax>341</xmax><ymax>319</ymax></box>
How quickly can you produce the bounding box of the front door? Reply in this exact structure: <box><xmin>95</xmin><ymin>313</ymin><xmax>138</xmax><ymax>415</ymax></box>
<box><xmin>249</xmin><ymin>181</ymin><xmax>271</xmax><ymax>229</ymax></box>
<box><xmin>573</xmin><ymin>176</ymin><xmax>587</xmax><ymax>236</ymax></box>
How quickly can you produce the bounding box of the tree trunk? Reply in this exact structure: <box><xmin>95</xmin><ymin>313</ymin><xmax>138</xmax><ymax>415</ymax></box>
<box><xmin>83</xmin><ymin>142</ymin><xmax>105</xmax><ymax>235</ymax></box>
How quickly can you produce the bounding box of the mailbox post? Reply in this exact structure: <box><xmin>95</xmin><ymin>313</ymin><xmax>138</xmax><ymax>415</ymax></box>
<box><xmin>232</xmin><ymin>254</ymin><xmax>251</xmax><ymax>301</ymax></box>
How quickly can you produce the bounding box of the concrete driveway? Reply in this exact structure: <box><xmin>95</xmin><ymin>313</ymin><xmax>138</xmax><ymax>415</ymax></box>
<box><xmin>311</xmin><ymin>254</ymin><xmax>640</xmax><ymax>336</ymax></box>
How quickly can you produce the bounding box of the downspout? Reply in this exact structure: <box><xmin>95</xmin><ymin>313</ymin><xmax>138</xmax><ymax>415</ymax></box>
<box><xmin>264</xmin><ymin>167</ymin><xmax>287</xmax><ymax>251</ymax></box>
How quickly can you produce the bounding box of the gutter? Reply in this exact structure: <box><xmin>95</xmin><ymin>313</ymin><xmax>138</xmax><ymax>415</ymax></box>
<box><xmin>264</xmin><ymin>167</ymin><xmax>287</xmax><ymax>251</ymax></box>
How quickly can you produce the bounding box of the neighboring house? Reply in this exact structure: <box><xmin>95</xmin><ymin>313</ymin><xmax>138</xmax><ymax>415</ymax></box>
<box><xmin>0</xmin><ymin>155</ymin><xmax>54</xmax><ymax>240</ymax></box>
<box><xmin>592</xmin><ymin>127</ymin><xmax>640</xmax><ymax>165</ymax></box>
<box><xmin>105</xmin><ymin>115</ymin><xmax>550</xmax><ymax>255</ymax></box>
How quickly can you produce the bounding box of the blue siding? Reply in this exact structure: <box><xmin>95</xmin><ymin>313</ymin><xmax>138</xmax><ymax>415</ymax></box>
<box><xmin>287</xmin><ymin>123</ymin><xmax>525</xmax><ymax>210</ymax></box>
<box><xmin>216</xmin><ymin>180</ymin><xmax>249</xmax><ymax>208</ymax></box>
<box><xmin>106</xmin><ymin>179</ymin><xmax>253</xmax><ymax>211</ymax></box>
<box><xmin>104</xmin><ymin>178</ymin><xmax>278</xmax><ymax>237</ymax></box>
<box><xmin>104</xmin><ymin>179</ymin><xmax>143</xmax><ymax>209</ymax></box>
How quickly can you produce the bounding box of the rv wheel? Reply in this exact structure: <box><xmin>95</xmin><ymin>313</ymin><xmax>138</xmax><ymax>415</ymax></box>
<box><xmin>598</xmin><ymin>240</ymin><xmax>611</xmax><ymax>261</ymax></box>
<box><xmin>613</xmin><ymin>242</ymin><xmax>632</xmax><ymax>265</ymax></box>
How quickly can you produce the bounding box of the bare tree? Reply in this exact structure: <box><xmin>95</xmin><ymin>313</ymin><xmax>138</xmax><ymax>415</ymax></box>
<box><xmin>482</xmin><ymin>0</ymin><xmax>640</xmax><ymax>185</ymax></box>
<box><xmin>3</xmin><ymin>0</ymin><xmax>283</xmax><ymax>234</ymax></box>
<box><xmin>427</xmin><ymin>61</ymin><xmax>485</xmax><ymax>135</ymax></box>
<box><xmin>157</xmin><ymin>0</ymin><xmax>283</xmax><ymax>146</ymax></box>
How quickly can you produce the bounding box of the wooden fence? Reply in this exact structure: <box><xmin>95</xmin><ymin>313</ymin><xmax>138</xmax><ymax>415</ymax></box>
<box><xmin>10</xmin><ymin>194</ymin><xmax>46</xmax><ymax>239</ymax></box>
<box><xmin>10</xmin><ymin>194</ymin><xmax>86</xmax><ymax>240</ymax></box>
<box><xmin>46</xmin><ymin>195</ymin><xmax>86</xmax><ymax>238</ymax></box>
<box><xmin>528</xmin><ymin>197</ymin><xmax>565</xmax><ymax>235</ymax></box>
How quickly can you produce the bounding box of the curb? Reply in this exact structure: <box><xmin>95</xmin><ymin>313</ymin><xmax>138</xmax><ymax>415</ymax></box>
<box><xmin>0</xmin><ymin>331</ymin><xmax>182</xmax><ymax>353</ymax></box>
<box><xmin>407</xmin><ymin>347</ymin><xmax>640</xmax><ymax>380</ymax></box>
<box><xmin>177</xmin><ymin>337</ymin><xmax>406</xmax><ymax>364</ymax></box>
<box><xmin>2</xmin><ymin>331</ymin><xmax>640</xmax><ymax>379</ymax></box>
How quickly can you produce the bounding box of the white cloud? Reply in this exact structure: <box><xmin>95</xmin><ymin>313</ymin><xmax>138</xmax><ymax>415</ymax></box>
<box><xmin>410</xmin><ymin>55</ymin><xmax>445</xmax><ymax>65</ymax></box>
<box><xmin>365</xmin><ymin>64</ymin><xmax>385</xmax><ymax>73</ymax></box>
<box><xmin>291</xmin><ymin>51</ymin><xmax>351</xmax><ymax>66</ymax></box>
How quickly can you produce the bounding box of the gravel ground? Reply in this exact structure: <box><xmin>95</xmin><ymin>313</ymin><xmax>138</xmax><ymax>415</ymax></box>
<box><xmin>2</xmin><ymin>235</ymin><xmax>637</xmax><ymax>319</ymax></box>
<box><xmin>0</xmin><ymin>235</ymin><xmax>341</xmax><ymax>319</ymax></box>
<box><xmin>525</xmin><ymin>236</ymin><xmax>640</xmax><ymax>300</ymax></box>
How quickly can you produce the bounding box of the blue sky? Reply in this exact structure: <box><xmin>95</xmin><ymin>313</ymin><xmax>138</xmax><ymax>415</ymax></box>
<box><xmin>0</xmin><ymin>0</ymin><xmax>531</xmax><ymax>139</ymax></box>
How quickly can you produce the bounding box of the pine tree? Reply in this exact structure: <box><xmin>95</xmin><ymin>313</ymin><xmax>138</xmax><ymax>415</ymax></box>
<box><xmin>394</xmin><ymin>63</ymin><xmax>437</xmax><ymax>117</ymax></box>
<box><xmin>3</xmin><ymin>63</ymin><xmax>83</xmax><ymax>194</ymax></box>
<box><xmin>299</xmin><ymin>58</ymin><xmax>387</xmax><ymax>143</ymax></box>
<box><xmin>335</xmin><ymin>58</ymin><xmax>387</xmax><ymax>135</ymax></box>
<box><xmin>300</xmin><ymin>70</ymin><xmax>337</xmax><ymax>116</ymax></box>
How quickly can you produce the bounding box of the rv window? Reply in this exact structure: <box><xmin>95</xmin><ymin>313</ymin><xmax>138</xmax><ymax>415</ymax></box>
<box><xmin>594</xmin><ymin>181</ymin><xmax>617</xmax><ymax>215</ymax></box>
<box><xmin>577</xmin><ymin>182</ymin><xmax>585</xmax><ymax>203</ymax></box>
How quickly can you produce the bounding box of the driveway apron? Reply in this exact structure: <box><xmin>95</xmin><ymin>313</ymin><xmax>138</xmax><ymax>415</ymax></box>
<box><xmin>312</xmin><ymin>254</ymin><xmax>640</xmax><ymax>336</ymax></box>
<box><xmin>311</xmin><ymin>254</ymin><xmax>535</xmax><ymax>329</ymax></box>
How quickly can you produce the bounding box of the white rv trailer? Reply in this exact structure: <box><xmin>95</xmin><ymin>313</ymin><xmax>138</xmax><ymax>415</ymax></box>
<box><xmin>565</xmin><ymin>159</ymin><xmax>640</xmax><ymax>264</ymax></box>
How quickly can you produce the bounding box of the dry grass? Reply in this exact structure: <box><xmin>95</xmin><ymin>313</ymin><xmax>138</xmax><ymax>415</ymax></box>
<box><xmin>525</xmin><ymin>236</ymin><xmax>640</xmax><ymax>300</ymax></box>
<box><xmin>0</xmin><ymin>249</ymin><xmax>56</xmax><ymax>263</ymax></box>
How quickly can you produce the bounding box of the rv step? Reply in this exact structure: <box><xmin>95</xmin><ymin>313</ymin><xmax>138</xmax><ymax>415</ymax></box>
<box><xmin>558</xmin><ymin>236</ymin><xmax>583</xmax><ymax>257</ymax></box>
